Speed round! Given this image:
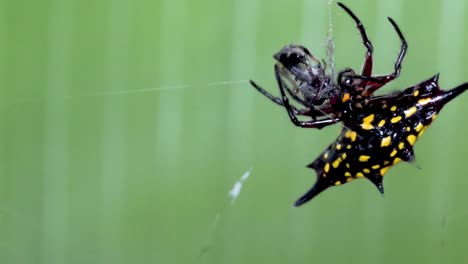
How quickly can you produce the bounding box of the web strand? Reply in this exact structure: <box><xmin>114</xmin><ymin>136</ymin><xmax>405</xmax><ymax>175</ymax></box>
<box><xmin>327</xmin><ymin>0</ymin><xmax>336</xmax><ymax>82</ymax></box>
<box><xmin>6</xmin><ymin>80</ymin><xmax>249</xmax><ymax>107</ymax></box>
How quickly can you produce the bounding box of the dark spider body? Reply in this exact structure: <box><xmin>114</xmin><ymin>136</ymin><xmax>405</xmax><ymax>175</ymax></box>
<box><xmin>250</xmin><ymin>2</ymin><xmax>468</xmax><ymax>206</ymax></box>
<box><xmin>296</xmin><ymin>75</ymin><xmax>468</xmax><ymax>205</ymax></box>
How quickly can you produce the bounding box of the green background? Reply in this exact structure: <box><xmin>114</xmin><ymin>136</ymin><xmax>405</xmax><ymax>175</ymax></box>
<box><xmin>1</xmin><ymin>0</ymin><xmax>468</xmax><ymax>263</ymax></box>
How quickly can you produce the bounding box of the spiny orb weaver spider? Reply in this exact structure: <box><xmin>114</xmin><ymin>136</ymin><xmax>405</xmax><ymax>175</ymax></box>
<box><xmin>250</xmin><ymin>2</ymin><xmax>468</xmax><ymax>206</ymax></box>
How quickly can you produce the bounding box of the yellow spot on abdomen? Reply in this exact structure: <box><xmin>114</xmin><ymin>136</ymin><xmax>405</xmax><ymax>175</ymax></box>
<box><xmin>372</xmin><ymin>164</ymin><xmax>380</xmax><ymax>169</ymax></box>
<box><xmin>345</xmin><ymin>130</ymin><xmax>351</xmax><ymax>138</ymax></box>
<box><xmin>418</xmin><ymin>98</ymin><xmax>432</xmax><ymax>105</ymax></box>
<box><xmin>332</xmin><ymin>158</ymin><xmax>342</xmax><ymax>168</ymax></box>
<box><xmin>390</xmin><ymin>106</ymin><xmax>397</xmax><ymax>111</ymax></box>
<box><xmin>359</xmin><ymin>155</ymin><xmax>370</xmax><ymax>162</ymax></box>
<box><xmin>336</xmin><ymin>144</ymin><xmax>342</xmax><ymax>150</ymax></box>
<box><xmin>407</xmin><ymin>134</ymin><xmax>417</xmax><ymax>145</ymax></box>
<box><xmin>398</xmin><ymin>142</ymin><xmax>405</xmax><ymax>150</ymax></box>
<box><xmin>341</xmin><ymin>153</ymin><xmax>347</xmax><ymax>160</ymax></box>
<box><xmin>380</xmin><ymin>136</ymin><xmax>391</xmax><ymax>147</ymax></box>
<box><xmin>356</xmin><ymin>172</ymin><xmax>364</xmax><ymax>178</ymax></box>
<box><xmin>432</xmin><ymin>114</ymin><xmax>438</xmax><ymax>121</ymax></box>
<box><xmin>390</xmin><ymin>149</ymin><xmax>397</xmax><ymax>157</ymax></box>
<box><xmin>342</xmin><ymin>92</ymin><xmax>350</xmax><ymax>103</ymax></box>
<box><xmin>393</xmin><ymin>157</ymin><xmax>402</xmax><ymax>165</ymax></box>
<box><xmin>378</xmin><ymin>120</ymin><xmax>386</xmax><ymax>127</ymax></box>
<box><xmin>362</xmin><ymin>114</ymin><xmax>375</xmax><ymax>130</ymax></box>
<box><xmin>335</xmin><ymin>181</ymin><xmax>342</xmax><ymax>186</ymax></box>
<box><xmin>323</xmin><ymin>152</ymin><xmax>329</xmax><ymax>159</ymax></box>
<box><xmin>363</xmin><ymin>168</ymin><xmax>370</xmax><ymax>173</ymax></box>
<box><xmin>391</xmin><ymin>116</ymin><xmax>402</xmax><ymax>123</ymax></box>
<box><xmin>346</xmin><ymin>144</ymin><xmax>352</xmax><ymax>149</ymax></box>
<box><xmin>404</xmin><ymin>106</ymin><xmax>417</xmax><ymax>118</ymax></box>
<box><xmin>415</xmin><ymin>123</ymin><xmax>424</xmax><ymax>132</ymax></box>
<box><xmin>345</xmin><ymin>130</ymin><xmax>358</xmax><ymax>142</ymax></box>
<box><xmin>324</xmin><ymin>163</ymin><xmax>330</xmax><ymax>173</ymax></box>
<box><xmin>413</xmin><ymin>90</ymin><xmax>419</xmax><ymax>97</ymax></box>
<box><xmin>380</xmin><ymin>166</ymin><xmax>391</xmax><ymax>176</ymax></box>
<box><xmin>418</xmin><ymin>127</ymin><xmax>427</xmax><ymax>137</ymax></box>
<box><xmin>345</xmin><ymin>172</ymin><xmax>352</xmax><ymax>177</ymax></box>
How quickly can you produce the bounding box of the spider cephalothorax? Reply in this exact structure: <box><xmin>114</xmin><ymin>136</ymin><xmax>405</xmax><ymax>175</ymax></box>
<box><xmin>250</xmin><ymin>2</ymin><xmax>468</xmax><ymax>206</ymax></box>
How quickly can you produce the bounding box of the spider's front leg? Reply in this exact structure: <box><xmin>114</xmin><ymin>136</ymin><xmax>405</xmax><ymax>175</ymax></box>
<box><xmin>249</xmin><ymin>80</ymin><xmax>307</xmax><ymax>116</ymax></box>
<box><xmin>337</xmin><ymin>2</ymin><xmax>373</xmax><ymax>76</ymax></box>
<box><xmin>338</xmin><ymin>2</ymin><xmax>408</xmax><ymax>97</ymax></box>
<box><xmin>338</xmin><ymin>19</ymin><xmax>408</xmax><ymax>96</ymax></box>
<box><xmin>274</xmin><ymin>64</ymin><xmax>338</xmax><ymax>129</ymax></box>
<box><xmin>361</xmin><ymin>17</ymin><xmax>408</xmax><ymax>96</ymax></box>
<box><xmin>250</xmin><ymin>79</ymin><xmax>332</xmax><ymax>119</ymax></box>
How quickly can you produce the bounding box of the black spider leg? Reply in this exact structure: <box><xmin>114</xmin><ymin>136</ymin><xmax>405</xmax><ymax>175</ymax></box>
<box><xmin>249</xmin><ymin>80</ymin><xmax>306</xmax><ymax>115</ymax></box>
<box><xmin>337</xmin><ymin>2</ymin><xmax>373</xmax><ymax>76</ymax></box>
<box><xmin>280</xmin><ymin>82</ymin><xmax>325</xmax><ymax>118</ymax></box>
<box><xmin>274</xmin><ymin>64</ymin><xmax>339</xmax><ymax>129</ymax></box>
<box><xmin>359</xmin><ymin>18</ymin><xmax>408</xmax><ymax>96</ymax></box>
<box><xmin>274</xmin><ymin>66</ymin><xmax>309</xmax><ymax>106</ymax></box>
<box><xmin>275</xmin><ymin>66</ymin><xmax>328</xmax><ymax>119</ymax></box>
<box><xmin>338</xmin><ymin>2</ymin><xmax>408</xmax><ymax>96</ymax></box>
<box><xmin>250</xmin><ymin>75</ymin><xmax>331</xmax><ymax>118</ymax></box>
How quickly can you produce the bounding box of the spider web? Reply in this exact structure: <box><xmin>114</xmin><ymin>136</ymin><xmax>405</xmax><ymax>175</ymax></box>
<box><xmin>326</xmin><ymin>0</ymin><xmax>336</xmax><ymax>83</ymax></box>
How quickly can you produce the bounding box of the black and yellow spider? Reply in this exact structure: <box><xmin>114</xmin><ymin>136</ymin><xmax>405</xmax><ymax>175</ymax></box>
<box><xmin>250</xmin><ymin>2</ymin><xmax>468</xmax><ymax>206</ymax></box>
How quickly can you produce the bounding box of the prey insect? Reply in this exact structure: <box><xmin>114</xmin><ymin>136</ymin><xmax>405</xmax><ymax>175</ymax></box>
<box><xmin>250</xmin><ymin>2</ymin><xmax>468</xmax><ymax>206</ymax></box>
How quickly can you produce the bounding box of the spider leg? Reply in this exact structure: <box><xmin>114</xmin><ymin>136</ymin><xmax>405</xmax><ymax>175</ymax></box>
<box><xmin>388</xmin><ymin>17</ymin><xmax>407</xmax><ymax>78</ymax></box>
<box><xmin>251</xmin><ymin>72</ymin><xmax>330</xmax><ymax>119</ymax></box>
<box><xmin>282</xmin><ymin>83</ymin><xmax>335</xmax><ymax>119</ymax></box>
<box><xmin>276</xmin><ymin>65</ymin><xmax>335</xmax><ymax>119</ymax></box>
<box><xmin>283</xmin><ymin>87</ymin><xmax>317</xmax><ymax>120</ymax></box>
<box><xmin>284</xmin><ymin>85</ymin><xmax>308</xmax><ymax>106</ymax></box>
<box><xmin>274</xmin><ymin>64</ymin><xmax>338</xmax><ymax>129</ymax></box>
<box><xmin>251</xmin><ymin>65</ymin><xmax>309</xmax><ymax>108</ymax></box>
<box><xmin>337</xmin><ymin>2</ymin><xmax>373</xmax><ymax>76</ymax></box>
<box><xmin>249</xmin><ymin>80</ymin><xmax>310</xmax><ymax>116</ymax></box>
<box><xmin>276</xmin><ymin>70</ymin><xmax>308</xmax><ymax>106</ymax></box>
<box><xmin>361</xmin><ymin>17</ymin><xmax>408</xmax><ymax>96</ymax></box>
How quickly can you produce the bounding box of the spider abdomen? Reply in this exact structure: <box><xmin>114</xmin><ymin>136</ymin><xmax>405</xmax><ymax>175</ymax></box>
<box><xmin>295</xmin><ymin>75</ymin><xmax>467</xmax><ymax>206</ymax></box>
